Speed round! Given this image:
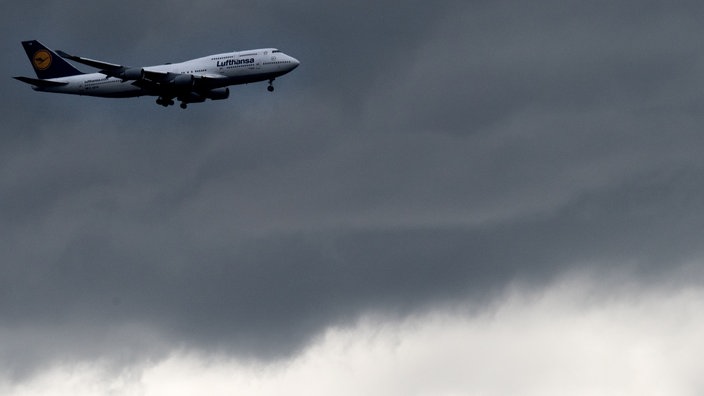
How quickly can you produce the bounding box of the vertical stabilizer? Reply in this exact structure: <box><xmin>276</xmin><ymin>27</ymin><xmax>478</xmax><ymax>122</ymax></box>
<box><xmin>21</xmin><ymin>40</ymin><xmax>83</xmax><ymax>79</ymax></box>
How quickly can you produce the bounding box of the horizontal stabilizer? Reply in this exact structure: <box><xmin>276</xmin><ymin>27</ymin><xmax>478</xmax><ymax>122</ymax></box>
<box><xmin>14</xmin><ymin>76</ymin><xmax>69</xmax><ymax>87</ymax></box>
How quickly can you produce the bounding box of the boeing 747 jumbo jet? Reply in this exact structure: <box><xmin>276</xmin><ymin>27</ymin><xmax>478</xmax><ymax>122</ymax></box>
<box><xmin>14</xmin><ymin>40</ymin><xmax>299</xmax><ymax>108</ymax></box>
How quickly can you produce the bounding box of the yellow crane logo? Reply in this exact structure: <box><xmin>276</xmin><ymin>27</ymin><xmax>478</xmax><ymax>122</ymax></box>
<box><xmin>33</xmin><ymin>50</ymin><xmax>52</xmax><ymax>70</ymax></box>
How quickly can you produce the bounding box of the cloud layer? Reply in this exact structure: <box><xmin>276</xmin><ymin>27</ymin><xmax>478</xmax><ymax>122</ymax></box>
<box><xmin>2</xmin><ymin>0</ymin><xmax>704</xmax><ymax>392</ymax></box>
<box><xmin>3</xmin><ymin>277</ymin><xmax>704</xmax><ymax>396</ymax></box>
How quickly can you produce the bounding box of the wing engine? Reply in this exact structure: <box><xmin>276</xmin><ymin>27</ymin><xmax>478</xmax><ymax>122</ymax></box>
<box><xmin>119</xmin><ymin>68</ymin><xmax>145</xmax><ymax>80</ymax></box>
<box><xmin>172</xmin><ymin>74</ymin><xmax>195</xmax><ymax>89</ymax></box>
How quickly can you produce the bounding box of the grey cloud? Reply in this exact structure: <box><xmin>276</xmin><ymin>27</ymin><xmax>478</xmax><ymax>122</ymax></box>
<box><xmin>2</xmin><ymin>0</ymin><xmax>704</xmax><ymax>378</ymax></box>
<box><xmin>366</xmin><ymin>1</ymin><xmax>704</xmax><ymax>134</ymax></box>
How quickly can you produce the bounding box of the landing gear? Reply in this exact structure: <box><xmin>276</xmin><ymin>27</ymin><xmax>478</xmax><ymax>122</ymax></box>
<box><xmin>156</xmin><ymin>97</ymin><xmax>175</xmax><ymax>107</ymax></box>
<box><xmin>267</xmin><ymin>79</ymin><xmax>275</xmax><ymax>92</ymax></box>
<box><xmin>155</xmin><ymin>96</ymin><xmax>189</xmax><ymax>109</ymax></box>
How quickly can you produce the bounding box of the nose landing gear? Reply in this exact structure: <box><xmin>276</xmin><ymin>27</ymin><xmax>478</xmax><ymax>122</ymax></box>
<box><xmin>267</xmin><ymin>79</ymin><xmax>275</xmax><ymax>92</ymax></box>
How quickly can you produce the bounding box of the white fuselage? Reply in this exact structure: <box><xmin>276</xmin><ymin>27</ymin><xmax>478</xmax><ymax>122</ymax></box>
<box><xmin>35</xmin><ymin>48</ymin><xmax>299</xmax><ymax>98</ymax></box>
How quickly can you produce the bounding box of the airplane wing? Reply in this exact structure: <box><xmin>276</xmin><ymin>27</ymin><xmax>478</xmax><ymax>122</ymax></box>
<box><xmin>141</xmin><ymin>69</ymin><xmax>172</xmax><ymax>82</ymax></box>
<box><xmin>56</xmin><ymin>48</ymin><xmax>229</xmax><ymax>98</ymax></box>
<box><xmin>57</xmin><ymin>50</ymin><xmax>227</xmax><ymax>85</ymax></box>
<box><xmin>142</xmin><ymin>70</ymin><xmax>227</xmax><ymax>82</ymax></box>
<box><xmin>55</xmin><ymin>51</ymin><xmax>169</xmax><ymax>82</ymax></box>
<box><xmin>133</xmin><ymin>70</ymin><xmax>227</xmax><ymax>90</ymax></box>
<box><xmin>199</xmin><ymin>73</ymin><xmax>228</xmax><ymax>80</ymax></box>
<box><xmin>56</xmin><ymin>50</ymin><xmax>125</xmax><ymax>72</ymax></box>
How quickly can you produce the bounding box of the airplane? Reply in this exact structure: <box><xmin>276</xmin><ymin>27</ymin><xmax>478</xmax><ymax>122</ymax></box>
<box><xmin>14</xmin><ymin>40</ymin><xmax>300</xmax><ymax>108</ymax></box>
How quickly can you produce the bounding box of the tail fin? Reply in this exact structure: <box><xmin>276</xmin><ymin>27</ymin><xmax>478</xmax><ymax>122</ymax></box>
<box><xmin>21</xmin><ymin>40</ymin><xmax>84</xmax><ymax>79</ymax></box>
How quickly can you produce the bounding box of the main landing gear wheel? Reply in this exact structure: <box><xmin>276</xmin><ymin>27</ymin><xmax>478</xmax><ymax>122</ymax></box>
<box><xmin>180</xmin><ymin>103</ymin><xmax>188</xmax><ymax>109</ymax></box>
<box><xmin>156</xmin><ymin>97</ymin><xmax>174</xmax><ymax>107</ymax></box>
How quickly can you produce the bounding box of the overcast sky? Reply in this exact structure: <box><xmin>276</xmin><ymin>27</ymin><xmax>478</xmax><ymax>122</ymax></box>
<box><xmin>2</xmin><ymin>1</ymin><xmax>704</xmax><ymax>394</ymax></box>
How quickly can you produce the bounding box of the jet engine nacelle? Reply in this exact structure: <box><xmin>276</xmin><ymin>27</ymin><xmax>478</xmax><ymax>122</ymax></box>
<box><xmin>119</xmin><ymin>67</ymin><xmax>144</xmax><ymax>80</ymax></box>
<box><xmin>181</xmin><ymin>92</ymin><xmax>206</xmax><ymax>103</ymax></box>
<box><xmin>205</xmin><ymin>87</ymin><xmax>229</xmax><ymax>100</ymax></box>
<box><xmin>172</xmin><ymin>74</ymin><xmax>195</xmax><ymax>89</ymax></box>
<box><xmin>179</xmin><ymin>88</ymin><xmax>230</xmax><ymax>104</ymax></box>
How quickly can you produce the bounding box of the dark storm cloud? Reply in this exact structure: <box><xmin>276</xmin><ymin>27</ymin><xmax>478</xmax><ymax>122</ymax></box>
<box><xmin>2</xmin><ymin>0</ymin><xmax>704</xmax><ymax>376</ymax></box>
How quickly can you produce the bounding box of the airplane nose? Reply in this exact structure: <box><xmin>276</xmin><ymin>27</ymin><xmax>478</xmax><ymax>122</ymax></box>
<box><xmin>290</xmin><ymin>56</ymin><xmax>300</xmax><ymax>69</ymax></box>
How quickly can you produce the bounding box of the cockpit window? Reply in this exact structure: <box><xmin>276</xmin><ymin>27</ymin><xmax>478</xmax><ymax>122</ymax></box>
<box><xmin>272</xmin><ymin>50</ymin><xmax>282</xmax><ymax>53</ymax></box>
